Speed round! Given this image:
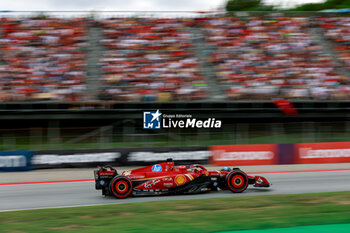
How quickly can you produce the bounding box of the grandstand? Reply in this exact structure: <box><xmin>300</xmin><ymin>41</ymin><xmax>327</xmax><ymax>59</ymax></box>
<box><xmin>0</xmin><ymin>13</ymin><xmax>349</xmax><ymax>102</ymax></box>
<box><xmin>0</xmin><ymin>12</ymin><xmax>349</xmax><ymax>151</ymax></box>
<box><xmin>99</xmin><ymin>18</ymin><xmax>207</xmax><ymax>101</ymax></box>
<box><xmin>0</xmin><ymin>17</ymin><xmax>88</xmax><ymax>101</ymax></box>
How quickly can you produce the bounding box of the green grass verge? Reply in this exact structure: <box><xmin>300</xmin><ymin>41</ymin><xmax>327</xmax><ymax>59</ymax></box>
<box><xmin>0</xmin><ymin>192</ymin><xmax>350</xmax><ymax>233</ymax></box>
<box><xmin>219</xmin><ymin>223</ymin><xmax>350</xmax><ymax>233</ymax></box>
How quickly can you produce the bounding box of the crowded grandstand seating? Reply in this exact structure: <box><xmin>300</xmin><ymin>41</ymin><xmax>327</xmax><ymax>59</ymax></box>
<box><xmin>200</xmin><ymin>16</ymin><xmax>350</xmax><ymax>100</ymax></box>
<box><xmin>320</xmin><ymin>17</ymin><xmax>350</xmax><ymax>69</ymax></box>
<box><xmin>0</xmin><ymin>17</ymin><xmax>88</xmax><ymax>101</ymax></box>
<box><xmin>99</xmin><ymin>18</ymin><xmax>207</xmax><ymax>101</ymax></box>
<box><xmin>0</xmin><ymin>15</ymin><xmax>349</xmax><ymax>102</ymax></box>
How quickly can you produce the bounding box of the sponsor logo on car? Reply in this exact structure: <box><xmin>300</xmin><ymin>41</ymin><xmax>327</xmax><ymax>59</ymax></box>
<box><xmin>256</xmin><ymin>177</ymin><xmax>263</xmax><ymax>184</ymax></box>
<box><xmin>163</xmin><ymin>183</ymin><xmax>174</xmax><ymax>187</ymax></box>
<box><xmin>152</xmin><ymin>164</ymin><xmax>162</xmax><ymax>172</ymax></box>
<box><xmin>175</xmin><ymin>175</ymin><xmax>186</xmax><ymax>185</ymax></box>
<box><xmin>129</xmin><ymin>175</ymin><xmax>146</xmax><ymax>179</ymax></box>
<box><xmin>162</xmin><ymin>177</ymin><xmax>173</xmax><ymax>181</ymax></box>
<box><xmin>144</xmin><ymin>179</ymin><xmax>161</xmax><ymax>188</ymax></box>
<box><xmin>99</xmin><ymin>171</ymin><xmax>115</xmax><ymax>176</ymax></box>
<box><xmin>123</xmin><ymin>171</ymin><xmax>131</xmax><ymax>176</ymax></box>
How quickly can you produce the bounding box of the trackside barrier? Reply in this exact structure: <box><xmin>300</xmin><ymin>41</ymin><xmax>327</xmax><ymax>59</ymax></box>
<box><xmin>3</xmin><ymin>142</ymin><xmax>349</xmax><ymax>171</ymax></box>
<box><xmin>278</xmin><ymin>144</ymin><xmax>295</xmax><ymax>164</ymax></box>
<box><xmin>31</xmin><ymin>146</ymin><xmax>210</xmax><ymax>169</ymax></box>
<box><xmin>295</xmin><ymin>142</ymin><xmax>350</xmax><ymax>164</ymax></box>
<box><xmin>210</xmin><ymin>142</ymin><xmax>350</xmax><ymax>166</ymax></box>
<box><xmin>0</xmin><ymin>151</ymin><xmax>33</xmax><ymax>172</ymax></box>
<box><xmin>210</xmin><ymin>144</ymin><xmax>278</xmax><ymax>166</ymax></box>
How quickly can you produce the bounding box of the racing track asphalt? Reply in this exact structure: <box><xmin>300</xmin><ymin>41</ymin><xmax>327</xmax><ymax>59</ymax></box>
<box><xmin>1</xmin><ymin>170</ymin><xmax>350</xmax><ymax>212</ymax></box>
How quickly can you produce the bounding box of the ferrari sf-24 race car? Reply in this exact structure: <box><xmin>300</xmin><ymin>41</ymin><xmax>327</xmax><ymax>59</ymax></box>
<box><xmin>94</xmin><ymin>159</ymin><xmax>270</xmax><ymax>198</ymax></box>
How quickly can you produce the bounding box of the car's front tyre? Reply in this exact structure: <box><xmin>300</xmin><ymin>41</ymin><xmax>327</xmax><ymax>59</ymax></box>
<box><xmin>226</xmin><ymin>170</ymin><xmax>249</xmax><ymax>193</ymax></box>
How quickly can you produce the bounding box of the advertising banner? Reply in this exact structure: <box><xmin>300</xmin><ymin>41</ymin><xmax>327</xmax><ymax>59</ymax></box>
<box><xmin>32</xmin><ymin>146</ymin><xmax>210</xmax><ymax>169</ymax></box>
<box><xmin>295</xmin><ymin>142</ymin><xmax>350</xmax><ymax>164</ymax></box>
<box><xmin>32</xmin><ymin>148</ymin><xmax>125</xmax><ymax>169</ymax></box>
<box><xmin>0</xmin><ymin>150</ymin><xmax>33</xmax><ymax>172</ymax></box>
<box><xmin>124</xmin><ymin>146</ymin><xmax>210</xmax><ymax>165</ymax></box>
<box><xmin>29</xmin><ymin>141</ymin><xmax>350</xmax><ymax>169</ymax></box>
<box><xmin>210</xmin><ymin>144</ymin><xmax>277</xmax><ymax>166</ymax></box>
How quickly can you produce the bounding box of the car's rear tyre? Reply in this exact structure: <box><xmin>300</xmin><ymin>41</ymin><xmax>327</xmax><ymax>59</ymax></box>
<box><xmin>226</xmin><ymin>170</ymin><xmax>248</xmax><ymax>193</ymax></box>
<box><xmin>109</xmin><ymin>175</ymin><xmax>133</xmax><ymax>198</ymax></box>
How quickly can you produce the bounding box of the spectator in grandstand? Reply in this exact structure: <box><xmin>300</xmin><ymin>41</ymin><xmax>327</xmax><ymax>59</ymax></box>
<box><xmin>320</xmin><ymin>17</ymin><xmax>350</xmax><ymax>68</ymax></box>
<box><xmin>98</xmin><ymin>18</ymin><xmax>207</xmax><ymax>101</ymax></box>
<box><xmin>200</xmin><ymin>16</ymin><xmax>349</xmax><ymax>100</ymax></box>
<box><xmin>0</xmin><ymin>17</ymin><xmax>88</xmax><ymax>102</ymax></box>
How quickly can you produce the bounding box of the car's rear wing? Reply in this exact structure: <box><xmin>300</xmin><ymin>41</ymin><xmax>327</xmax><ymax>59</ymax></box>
<box><xmin>94</xmin><ymin>165</ymin><xmax>118</xmax><ymax>190</ymax></box>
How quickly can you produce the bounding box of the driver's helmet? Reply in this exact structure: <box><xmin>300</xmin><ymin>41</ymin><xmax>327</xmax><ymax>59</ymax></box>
<box><xmin>221</xmin><ymin>167</ymin><xmax>231</xmax><ymax>172</ymax></box>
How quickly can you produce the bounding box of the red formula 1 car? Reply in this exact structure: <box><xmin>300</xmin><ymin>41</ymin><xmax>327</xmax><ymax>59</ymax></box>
<box><xmin>94</xmin><ymin>159</ymin><xmax>270</xmax><ymax>198</ymax></box>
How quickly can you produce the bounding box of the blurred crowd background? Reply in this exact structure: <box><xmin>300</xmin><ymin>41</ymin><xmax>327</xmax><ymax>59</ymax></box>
<box><xmin>0</xmin><ymin>13</ymin><xmax>350</xmax><ymax>102</ymax></box>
